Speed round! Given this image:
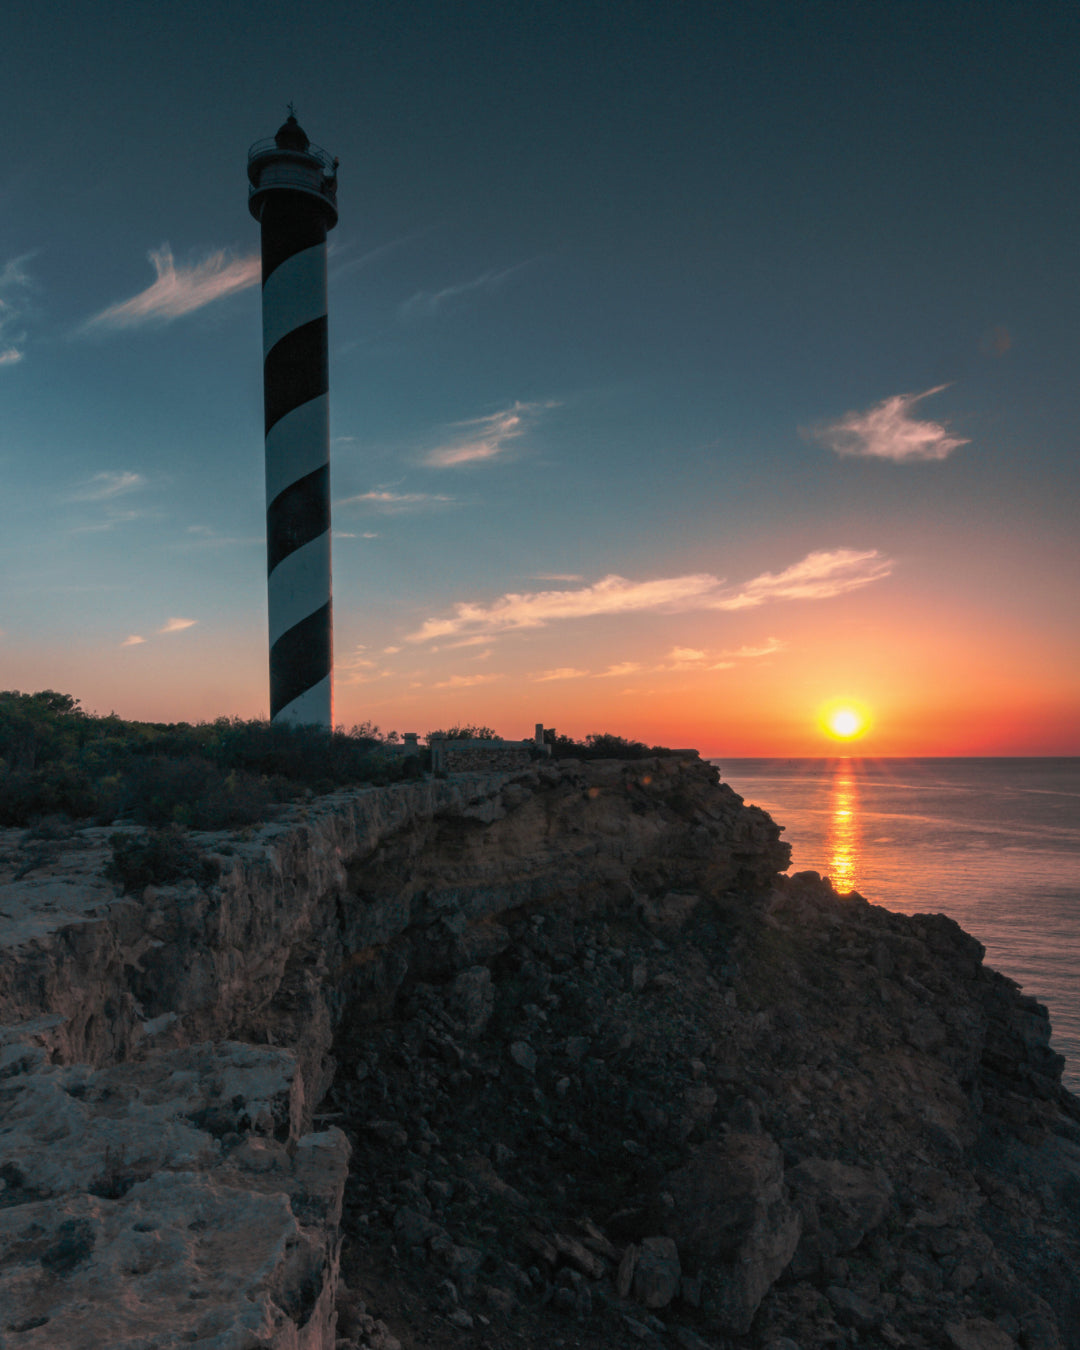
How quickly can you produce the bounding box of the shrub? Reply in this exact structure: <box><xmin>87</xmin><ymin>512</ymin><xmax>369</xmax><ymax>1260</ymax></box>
<box><xmin>544</xmin><ymin>731</ymin><xmax>679</xmax><ymax>760</ymax></box>
<box><xmin>106</xmin><ymin>826</ymin><xmax>221</xmax><ymax>893</ymax></box>
<box><xmin>427</xmin><ymin>725</ymin><xmax>499</xmax><ymax>741</ymax></box>
<box><xmin>0</xmin><ymin>690</ymin><xmax>416</xmax><ymax>829</ymax></box>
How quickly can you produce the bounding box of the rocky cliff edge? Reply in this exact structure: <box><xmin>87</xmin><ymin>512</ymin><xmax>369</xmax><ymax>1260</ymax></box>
<box><xmin>1</xmin><ymin>756</ymin><xmax>1078</xmax><ymax>1350</ymax></box>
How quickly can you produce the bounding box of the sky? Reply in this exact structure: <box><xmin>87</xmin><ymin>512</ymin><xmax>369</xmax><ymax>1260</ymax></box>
<box><xmin>2</xmin><ymin>0</ymin><xmax>1078</xmax><ymax>756</ymax></box>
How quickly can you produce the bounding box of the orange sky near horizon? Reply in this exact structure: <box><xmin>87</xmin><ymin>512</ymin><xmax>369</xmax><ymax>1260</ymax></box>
<box><xmin>6</xmin><ymin>573</ymin><xmax>1077</xmax><ymax>756</ymax></box>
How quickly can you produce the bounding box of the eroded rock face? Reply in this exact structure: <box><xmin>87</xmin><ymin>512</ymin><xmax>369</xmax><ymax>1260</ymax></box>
<box><xmin>3</xmin><ymin>761</ymin><xmax>1080</xmax><ymax>1348</ymax></box>
<box><xmin>787</xmin><ymin>1156</ymin><xmax>893</xmax><ymax>1256</ymax></box>
<box><xmin>0</xmin><ymin>758</ymin><xmax>788</xmax><ymax>1348</ymax></box>
<box><xmin>663</xmin><ymin>1134</ymin><xmax>802</xmax><ymax>1333</ymax></box>
<box><xmin>0</xmin><ymin>1042</ymin><xmax>348</xmax><ymax>1349</ymax></box>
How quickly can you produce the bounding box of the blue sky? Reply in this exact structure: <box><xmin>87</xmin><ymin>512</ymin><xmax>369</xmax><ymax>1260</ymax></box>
<box><xmin>2</xmin><ymin>0</ymin><xmax>1078</xmax><ymax>752</ymax></box>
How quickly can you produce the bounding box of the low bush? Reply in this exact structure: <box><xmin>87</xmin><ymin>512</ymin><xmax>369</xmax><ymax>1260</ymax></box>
<box><xmin>0</xmin><ymin>690</ymin><xmax>417</xmax><ymax>829</ymax></box>
<box><xmin>545</xmin><ymin>731</ymin><xmax>680</xmax><ymax>760</ymax></box>
<box><xmin>426</xmin><ymin>725</ymin><xmax>499</xmax><ymax>741</ymax></box>
<box><xmin>106</xmin><ymin>826</ymin><xmax>221</xmax><ymax>893</ymax></box>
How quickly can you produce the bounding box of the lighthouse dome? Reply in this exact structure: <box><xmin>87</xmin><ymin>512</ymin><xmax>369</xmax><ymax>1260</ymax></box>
<box><xmin>274</xmin><ymin>115</ymin><xmax>310</xmax><ymax>153</ymax></box>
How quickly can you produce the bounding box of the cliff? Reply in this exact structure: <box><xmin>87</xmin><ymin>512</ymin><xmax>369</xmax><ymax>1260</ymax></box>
<box><xmin>1</xmin><ymin>756</ymin><xmax>1078</xmax><ymax>1349</ymax></box>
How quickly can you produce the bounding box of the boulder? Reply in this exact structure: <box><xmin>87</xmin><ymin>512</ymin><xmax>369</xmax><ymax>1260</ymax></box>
<box><xmin>663</xmin><ymin>1133</ymin><xmax>801</xmax><ymax>1334</ymax></box>
<box><xmin>946</xmin><ymin>1318</ymin><xmax>1016</xmax><ymax>1350</ymax></box>
<box><xmin>786</xmin><ymin>1157</ymin><xmax>892</xmax><ymax>1254</ymax></box>
<box><xmin>633</xmin><ymin>1236</ymin><xmax>681</xmax><ymax>1308</ymax></box>
<box><xmin>446</xmin><ymin>965</ymin><xmax>494</xmax><ymax>1038</ymax></box>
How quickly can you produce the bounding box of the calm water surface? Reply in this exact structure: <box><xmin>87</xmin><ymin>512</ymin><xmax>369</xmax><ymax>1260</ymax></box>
<box><xmin>715</xmin><ymin>758</ymin><xmax>1080</xmax><ymax>1092</ymax></box>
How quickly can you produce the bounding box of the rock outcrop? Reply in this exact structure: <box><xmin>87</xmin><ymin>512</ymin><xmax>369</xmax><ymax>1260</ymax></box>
<box><xmin>2</xmin><ymin>755</ymin><xmax>1079</xmax><ymax>1349</ymax></box>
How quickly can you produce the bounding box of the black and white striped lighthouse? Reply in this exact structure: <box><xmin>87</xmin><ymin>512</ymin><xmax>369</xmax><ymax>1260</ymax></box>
<box><xmin>247</xmin><ymin>113</ymin><xmax>338</xmax><ymax>726</ymax></box>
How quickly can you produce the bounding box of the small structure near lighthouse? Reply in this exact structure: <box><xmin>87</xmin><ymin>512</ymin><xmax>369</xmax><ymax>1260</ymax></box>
<box><xmin>248</xmin><ymin>112</ymin><xmax>338</xmax><ymax>726</ymax></box>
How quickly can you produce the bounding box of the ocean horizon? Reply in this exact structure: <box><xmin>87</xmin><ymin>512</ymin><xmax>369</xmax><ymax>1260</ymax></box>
<box><xmin>714</xmin><ymin>756</ymin><xmax>1080</xmax><ymax>1092</ymax></box>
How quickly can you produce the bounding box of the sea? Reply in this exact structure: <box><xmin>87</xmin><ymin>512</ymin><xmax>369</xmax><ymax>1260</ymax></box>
<box><xmin>715</xmin><ymin>758</ymin><xmax>1080</xmax><ymax>1093</ymax></box>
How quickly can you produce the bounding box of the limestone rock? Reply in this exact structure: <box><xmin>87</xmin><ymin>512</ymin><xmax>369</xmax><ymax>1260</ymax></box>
<box><xmin>446</xmin><ymin>965</ymin><xmax>494</xmax><ymax>1038</ymax></box>
<box><xmin>787</xmin><ymin>1157</ymin><xmax>892</xmax><ymax>1254</ymax></box>
<box><xmin>0</xmin><ymin>1043</ymin><xmax>348</xmax><ymax>1350</ymax></box>
<box><xmin>633</xmin><ymin>1236</ymin><xmax>681</xmax><ymax>1308</ymax></box>
<box><xmin>946</xmin><ymin>1317</ymin><xmax>1016</xmax><ymax>1350</ymax></box>
<box><xmin>509</xmin><ymin>1039</ymin><xmax>537</xmax><ymax>1073</ymax></box>
<box><xmin>663</xmin><ymin>1133</ymin><xmax>801</xmax><ymax>1334</ymax></box>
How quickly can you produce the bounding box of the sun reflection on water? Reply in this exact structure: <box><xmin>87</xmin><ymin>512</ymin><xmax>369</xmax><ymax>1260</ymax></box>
<box><xmin>826</xmin><ymin>761</ymin><xmax>860</xmax><ymax>894</ymax></box>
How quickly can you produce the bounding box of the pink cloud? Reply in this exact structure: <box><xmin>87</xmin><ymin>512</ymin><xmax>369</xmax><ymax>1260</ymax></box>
<box><xmin>84</xmin><ymin>246</ymin><xmax>259</xmax><ymax>330</ymax></box>
<box><xmin>709</xmin><ymin>549</ymin><xmax>891</xmax><ymax>610</ymax></box>
<box><xmin>813</xmin><ymin>386</ymin><xmax>969</xmax><ymax>461</ymax></box>
<box><xmin>422</xmin><ymin>401</ymin><xmax>553</xmax><ymax>468</ymax></box>
<box><xmin>406</xmin><ymin>549</ymin><xmax>891</xmax><ymax>642</ymax></box>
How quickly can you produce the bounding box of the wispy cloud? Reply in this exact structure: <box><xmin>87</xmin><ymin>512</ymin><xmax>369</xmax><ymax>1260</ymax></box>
<box><xmin>330</xmin><ymin>227</ymin><xmax>434</xmax><ymax>280</ymax></box>
<box><xmin>69</xmin><ymin>471</ymin><xmax>145</xmax><ymax>502</ymax></box>
<box><xmin>723</xmin><ymin>637</ymin><xmax>785</xmax><ymax>658</ymax></box>
<box><xmin>407</xmin><ymin>573</ymin><xmax>721</xmax><ymax>643</ymax></box>
<box><xmin>121</xmin><ymin>634</ymin><xmax>146</xmax><ymax>647</ymax></box>
<box><xmin>159</xmin><ymin>617</ymin><xmax>196</xmax><ymax>634</ymax></box>
<box><xmin>811</xmin><ymin>385</ymin><xmax>969</xmax><ymax>461</ymax></box>
<box><xmin>337</xmin><ymin>644</ymin><xmax>395</xmax><ymax>685</ymax></box>
<box><xmin>83</xmin><ymin>245</ymin><xmax>259</xmax><ymax>331</ymax></box>
<box><xmin>598</xmin><ymin>661</ymin><xmax>643</xmax><ymax>678</ymax></box>
<box><xmin>533</xmin><ymin>667</ymin><xmax>590</xmax><ymax>682</ymax></box>
<box><xmin>439</xmin><ymin>636</ymin><xmax>494</xmax><ymax>651</ymax></box>
<box><xmin>69</xmin><ymin>509</ymin><xmax>145</xmax><ymax>534</ymax></box>
<box><xmin>175</xmin><ymin>525</ymin><xmax>261</xmax><ymax>549</ymax></box>
<box><xmin>399</xmin><ymin>262</ymin><xmax>529</xmax><ymax>320</ymax></box>
<box><xmin>654</xmin><ymin>637</ymin><xmax>783</xmax><ymax>672</ymax></box>
<box><xmin>533</xmin><ymin>572</ymin><xmax>584</xmax><ymax>583</ymax></box>
<box><xmin>406</xmin><ymin>549</ymin><xmax>891</xmax><ymax>642</ymax></box>
<box><xmin>708</xmin><ymin>549</ymin><xmax>892</xmax><ymax>610</ymax></box>
<box><xmin>336</xmin><ymin>489</ymin><xmax>454</xmax><ymax>512</ymax></box>
<box><xmin>432</xmin><ymin>672</ymin><xmax>504</xmax><ymax>689</ymax></box>
<box><xmin>422</xmin><ymin>401</ymin><xmax>547</xmax><ymax>468</ymax></box>
<box><xmin>0</xmin><ymin>253</ymin><xmax>35</xmax><ymax>365</ymax></box>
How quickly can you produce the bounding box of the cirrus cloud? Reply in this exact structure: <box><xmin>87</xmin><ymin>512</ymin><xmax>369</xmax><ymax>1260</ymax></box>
<box><xmin>336</xmin><ymin>490</ymin><xmax>455</xmax><ymax>512</ymax></box>
<box><xmin>83</xmin><ymin>245</ymin><xmax>260</xmax><ymax>331</ymax></box>
<box><xmin>405</xmin><ymin>548</ymin><xmax>892</xmax><ymax>643</ymax></box>
<box><xmin>432</xmin><ymin>672</ymin><xmax>503</xmax><ymax>689</ymax></box>
<box><xmin>811</xmin><ymin>385</ymin><xmax>969</xmax><ymax>461</ymax></box>
<box><xmin>0</xmin><ymin>252</ymin><xmax>36</xmax><ymax>365</ymax></box>
<box><xmin>399</xmin><ymin>262</ymin><xmax>531</xmax><ymax>321</ymax></box>
<box><xmin>422</xmin><ymin>400</ymin><xmax>555</xmax><ymax>468</ymax></box>
<box><xmin>69</xmin><ymin>470</ymin><xmax>146</xmax><ymax>502</ymax></box>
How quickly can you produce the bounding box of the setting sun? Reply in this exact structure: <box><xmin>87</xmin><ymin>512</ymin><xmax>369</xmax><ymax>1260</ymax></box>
<box><xmin>818</xmin><ymin>701</ymin><xmax>871</xmax><ymax>743</ymax></box>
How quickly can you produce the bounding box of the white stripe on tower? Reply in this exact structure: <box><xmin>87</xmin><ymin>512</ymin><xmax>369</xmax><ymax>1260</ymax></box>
<box><xmin>248</xmin><ymin>114</ymin><xmax>339</xmax><ymax>726</ymax></box>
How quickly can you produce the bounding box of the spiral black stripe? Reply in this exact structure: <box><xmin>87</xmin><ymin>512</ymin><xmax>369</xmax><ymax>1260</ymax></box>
<box><xmin>269</xmin><ymin>601</ymin><xmax>332</xmax><ymax>720</ymax></box>
<box><xmin>266</xmin><ymin>465</ymin><xmax>330</xmax><ymax>575</ymax></box>
<box><xmin>263</xmin><ymin>316</ymin><xmax>328</xmax><ymax>436</ymax></box>
<box><xmin>259</xmin><ymin>194</ymin><xmax>327</xmax><ymax>285</ymax></box>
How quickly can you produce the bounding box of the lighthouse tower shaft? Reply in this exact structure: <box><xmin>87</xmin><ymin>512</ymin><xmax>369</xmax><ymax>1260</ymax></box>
<box><xmin>248</xmin><ymin>116</ymin><xmax>338</xmax><ymax>727</ymax></box>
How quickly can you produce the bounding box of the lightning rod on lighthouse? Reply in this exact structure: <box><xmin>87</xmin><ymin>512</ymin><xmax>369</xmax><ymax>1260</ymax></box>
<box><xmin>248</xmin><ymin>112</ymin><xmax>338</xmax><ymax>727</ymax></box>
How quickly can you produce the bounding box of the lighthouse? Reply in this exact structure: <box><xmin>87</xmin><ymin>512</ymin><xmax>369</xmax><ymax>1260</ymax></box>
<box><xmin>248</xmin><ymin>113</ymin><xmax>338</xmax><ymax>727</ymax></box>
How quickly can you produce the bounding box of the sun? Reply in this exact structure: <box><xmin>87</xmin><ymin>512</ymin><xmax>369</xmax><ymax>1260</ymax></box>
<box><xmin>818</xmin><ymin>701</ymin><xmax>870</xmax><ymax>743</ymax></box>
<box><xmin>830</xmin><ymin>709</ymin><xmax>862</xmax><ymax>738</ymax></box>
